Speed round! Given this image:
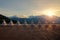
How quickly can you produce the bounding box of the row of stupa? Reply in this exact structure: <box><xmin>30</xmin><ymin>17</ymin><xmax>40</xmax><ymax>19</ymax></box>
<box><xmin>1</xmin><ymin>20</ymin><xmax>55</xmax><ymax>25</ymax></box>
<box><xmin>1</xmin><ymin>20</ymin><xmax>41</xmax><ymax>25</ymax></box>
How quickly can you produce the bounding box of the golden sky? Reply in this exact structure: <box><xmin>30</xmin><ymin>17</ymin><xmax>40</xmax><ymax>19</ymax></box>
<box><xmin>0</xmin><ymin>0</ymin><xmax>60</xmax><ymax>17</ymax></box>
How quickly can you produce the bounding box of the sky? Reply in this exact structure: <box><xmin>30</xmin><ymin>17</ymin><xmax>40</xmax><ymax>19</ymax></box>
<box><xmin>0</xmin><ymin>0</ymin><xmax>60</xmax><ymax>17</ymax></box>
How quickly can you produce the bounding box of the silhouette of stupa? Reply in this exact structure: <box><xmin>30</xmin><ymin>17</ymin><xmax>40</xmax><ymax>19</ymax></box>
<box><xmin>2</xmin><ymin>20</ymin><xmax>7</xmax><ymax>25</ymax></box>
<box><xmin>9</xmin><ymin>20</ymin><xmax>14</xmax><ymax>25</ymax></box>
<box><xmin>16</xmin><ymin>20</ymin><xmax>21</xmax><ymax>25</ymax></box>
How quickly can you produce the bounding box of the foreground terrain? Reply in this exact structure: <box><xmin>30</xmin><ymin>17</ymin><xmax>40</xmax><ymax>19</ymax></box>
<box><xmin>0</xmin><ymin>24</ymin><xmax>60</xmax><ymax>40</ymax></box>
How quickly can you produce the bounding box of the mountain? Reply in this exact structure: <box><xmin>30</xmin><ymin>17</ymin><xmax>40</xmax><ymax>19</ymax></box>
<box><xmin>9</xmin><ymin>15</ymin><xmax>60</xmax><ymax>24</ymax></box>
<box><xmin>9</xmin><ymin>15</ymin><xmax>19</xmax><ymax>20</ymax></box>
<box><xmin>29</xmin><ymin>15</ymin><xmax>60</xmax><ymax>24</ymax></box>
<box><xmin>1</xmin><ymin>14</ymin><xmax>60</xmax><ymax>24</ymax></box>
<box><xmin>55</xmin><ymin>17</ymin><xmax>60</xmax><ymax>23</ymax></box>
<box><xmin>9</xmin><ymin>16</ymin><xmax>28</xmax><ymax>24</ymax></box>
<box><xmin>0</xmin><ymin>14</ymin><xmax>17</xmax><ymax>24</ymax></box>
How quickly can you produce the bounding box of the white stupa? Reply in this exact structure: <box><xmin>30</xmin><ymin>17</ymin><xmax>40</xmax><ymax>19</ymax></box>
<box><xmin>45</xmin><ymin>20</ymin><xmax>48</xmax><ymax>24</ymax></box>
<box><xmin>9</xmin><ymin>20</ymin><xmax>14</xmax><ymax>26</ymax></box>
<box><xmin>31</xmin><ymin>20</ymin><xmax>34</xmax><ymax>24</ymax></box>
<box><xmin>16</xmin><ymin>20</ymin><xmax>21</xmax><ymax>25</ymax></box>
<box><xmin>31</xmin><ymin>19</ymin><xmax>35</xmax><ymax>27</ymax></box>
<box><xmin>24</xmin><ymin>20</ymin><xmax>28</xmax><ymax>26</ymax></box>
<box><xmin>24</xmin><ymin>20</ymin><xmax>27</xmax><ymax>24</ymax></box>
<box><xmin>2</xmin><ymin>20</ymin><xmax>7</xmax><ymax>25</ymax></box>
<box><xmin>52</xmin><ymin>21</ymin><xmax>55</xmax><ymax>24</ymax></box>
<box><xmin>38</xmin><ymin>20</ymin><xmax>41</xmax><ymax>24</ymax></box>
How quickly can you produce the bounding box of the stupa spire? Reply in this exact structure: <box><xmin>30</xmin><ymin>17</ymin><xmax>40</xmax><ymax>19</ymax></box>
<box><xmin>2</xmin><ymin>20</ymin><xmax>7</xmax><ymax>25</ymax></box>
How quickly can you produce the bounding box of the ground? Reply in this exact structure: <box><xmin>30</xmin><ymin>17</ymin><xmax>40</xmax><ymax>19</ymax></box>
<box><xmin>0</xmin><ymin>24</ymin><xmax>60</xmax><ymax>40</ymax></box>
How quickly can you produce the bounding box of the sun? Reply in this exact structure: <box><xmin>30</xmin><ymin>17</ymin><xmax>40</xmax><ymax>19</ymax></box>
<box><xmin>46</xmin><ymin>11</ymin><xmax>54</xmax><ymax>16</ymax></box>
<box><xmin>43</xmin><ymin>9</ymin><xmax>55</xmax><ymax>17</ymax></box>
<box><xmin>47</xmin><ymin>13</ymin><xmax>53</xmax><ymax>16</ymax></box>
<box><xmin>42</xmin><ymin>9</ymin><xmax>56</xmax><ymax>22</ymax></box>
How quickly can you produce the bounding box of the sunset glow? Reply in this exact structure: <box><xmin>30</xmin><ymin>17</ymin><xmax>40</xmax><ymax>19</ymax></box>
<box><xmin>0</xmin><ymin>0</ymin><xmax>60</xmax><ymax>17</ymax></box>
<box><xmin>43</xmin><ymin>9</ymin><xmax>55</xmax><ymax>17</ymax></box>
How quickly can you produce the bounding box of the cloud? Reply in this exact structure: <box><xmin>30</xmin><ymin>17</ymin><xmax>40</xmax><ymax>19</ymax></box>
<box><xmin>32</xmin><ymin>10</ymin><xmax>43</xmax><ymax>16</ymax></box>
<box><xmin>0</xmin><ymin>8</ymin><xmax>30</xmax><ymax>18</ymax></box>
<box><xmin>55</xmin><ymin>11</ymin><xmax>60</xmax><ymax>17</ymax></box>
<box><xmin>0</xmin><ymin>0</ymin><xmax>60</xmax><ymax>17</ymax></box>
<box><xmin>0</xmin><ymin>8</ymin><xmax>16</xmax><ymax>16</ymax></box>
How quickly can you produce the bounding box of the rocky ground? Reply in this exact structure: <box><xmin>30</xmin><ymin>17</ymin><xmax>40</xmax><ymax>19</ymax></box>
<box><xmin>0</xmin><ymin>24</ymin><xmax>60</xmax><ymax>40</ymax></box>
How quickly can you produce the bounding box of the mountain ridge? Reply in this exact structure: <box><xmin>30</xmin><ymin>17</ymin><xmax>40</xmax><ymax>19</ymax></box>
<box><xmin>0</xmin><ymin>14</ymin><xmax>17</xmax><ymax>24</ymax></box>
<box><xmin>0</xmin><ymin>14</ymin><xmax>60</xmax><ymax>24</ymax></box>
<box><xmin>9</xmin><ymin>15</ymin><xmax>60</xmax><ymax>24</ymax></box>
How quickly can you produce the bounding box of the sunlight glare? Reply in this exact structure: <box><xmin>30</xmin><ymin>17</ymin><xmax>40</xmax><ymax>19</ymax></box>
<box><xmin>43</xmin><ymin>9</ymin><xmax>55</xmax><ymax>17</ymax></box>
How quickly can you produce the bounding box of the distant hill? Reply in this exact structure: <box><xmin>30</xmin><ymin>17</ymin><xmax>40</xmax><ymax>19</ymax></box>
<box><xmin>29</xmin><ymin>15</ymin><xmax>60</xmax><ymax>24</ymax></box>
<box><xmin>1</xmin><ymin>14</ymin><xmax>60</xmax><ymax>24</ymax></box>
<box><xmin>9</xmin><ymin>15</ymin><xmax>60</xmax><ymax>24</ymax></box>
<box><xmin>0</xmin><ymin>14</ymin><xmax>17</xmax><ymax>24</ymax></box>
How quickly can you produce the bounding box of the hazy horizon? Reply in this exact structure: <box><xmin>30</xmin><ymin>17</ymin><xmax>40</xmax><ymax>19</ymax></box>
<box><xmin>0</xmin><ymin>0</ymin><xmax>60</xmax><ymax>17</ymax></box>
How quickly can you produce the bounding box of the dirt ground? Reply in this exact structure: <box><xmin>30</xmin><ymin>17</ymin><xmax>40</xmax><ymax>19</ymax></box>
<box><xmin>0</xmin><ymin>25</ymin><xmax>60</xmax><ymax>40</ymax></box>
